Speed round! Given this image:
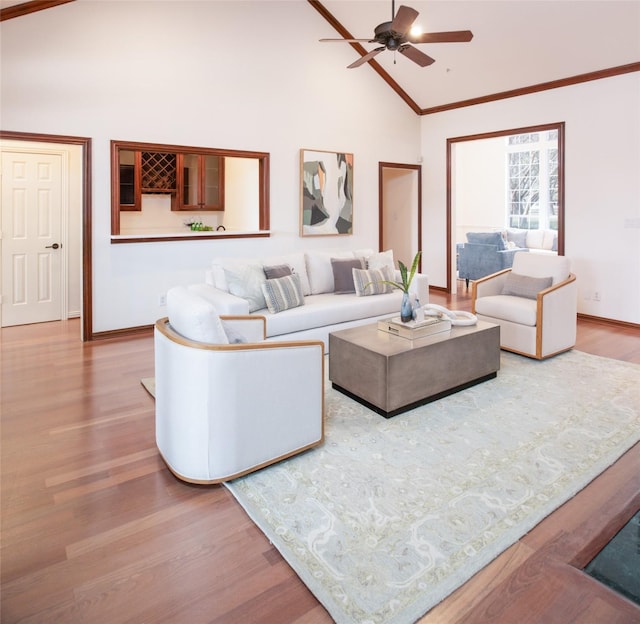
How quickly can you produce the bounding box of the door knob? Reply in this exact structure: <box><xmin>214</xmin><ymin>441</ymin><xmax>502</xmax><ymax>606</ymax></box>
<box><xmin>45</xmin><ymin>243</ymin><xmax>60</xmax><ymax>249</ymax></box>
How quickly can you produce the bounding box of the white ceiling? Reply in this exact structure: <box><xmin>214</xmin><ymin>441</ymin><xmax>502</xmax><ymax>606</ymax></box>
<box><xmin>2</xmin><ymin>0</ymin><xmax>638</xmax><ymax>112</ymax></box>
<box><xmin>318</xmin><ymin>0</ymin><xmax>640</xmax><ymax>110</ymax></box>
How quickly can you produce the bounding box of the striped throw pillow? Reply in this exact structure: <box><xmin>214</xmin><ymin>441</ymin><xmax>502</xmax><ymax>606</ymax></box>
<box><xmin>352</xmin><ymin>267</ymin><xmax>394</xmax><ymax>296</ymax></box>
<box><xmin>261</xmin><ymin>273</ymin><xmax>305</xmax><ymax>314</ymax></box>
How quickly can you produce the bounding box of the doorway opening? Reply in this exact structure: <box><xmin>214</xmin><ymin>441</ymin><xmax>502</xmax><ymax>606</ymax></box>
<box><xmin>0</xmin><ymin>131</ymin><xmax>92</xmax><ymax>340</ymax></box>
<box><xmin>447</xmin><ymin>122</ymin><xmax>565</xmax><ymax>293</ymax></box>
<box><xmin>379</xmin><ymin>162</ymin><xmax>422</xmax><ymax>270</ymax></box>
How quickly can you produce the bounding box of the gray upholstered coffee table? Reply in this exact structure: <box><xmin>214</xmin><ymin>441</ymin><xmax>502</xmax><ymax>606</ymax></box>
<box><xmin>328</xmin><ymin>320</ymin><xmax>500</xmax><ymax>418</ymax></box>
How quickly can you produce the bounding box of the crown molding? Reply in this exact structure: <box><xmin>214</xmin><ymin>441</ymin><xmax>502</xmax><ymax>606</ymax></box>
<box><xmin>0</xmin><ymin>0</ymin><xmax>74</xmax><ymax>22</ymax></box>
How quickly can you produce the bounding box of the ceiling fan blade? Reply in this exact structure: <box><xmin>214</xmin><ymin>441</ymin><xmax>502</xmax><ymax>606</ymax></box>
<box><xmin>390</xmin><ymin>5</ymin><xmax>418</xmax><ymax>36</ymax></box>
<box><xmin>320</xmin><ymin>38</ymin><xmax>376</xmax><ymax>43</ymax></box>
<box><xmin>410</xmin><ymin>30</ymin><xmax>474</xmax><ymax>44</ymax></box>
<box><xmin>398</xmin><ymin>44</ymin><xmax>435</xmax><ymax>67</ymax></box>
<box><xmin>348</xmin><ymin>47</ymin><xmax>384</xmax><ymax>69</ymax></box>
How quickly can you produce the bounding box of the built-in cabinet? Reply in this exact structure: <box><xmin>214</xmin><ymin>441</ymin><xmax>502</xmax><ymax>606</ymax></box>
<box><xmin>179</xmin><ymin>153</ymin><xmax>224</xmax><ymax>211</ymax></box>
<box><xmin>110</xmin><ymin>139</ymin><xmax>271</xmax><ymax>241</ymax></box>
<box><xmin>117</xmin><ymin>149</ymin><xmax>224</xmax><ymax>212</ymax></box>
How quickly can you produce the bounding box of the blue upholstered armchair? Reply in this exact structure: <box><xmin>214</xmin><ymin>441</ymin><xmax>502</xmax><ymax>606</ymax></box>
<box><xmin>458</xmin><ymin>231</ymin><xmax>529</xmax><ymax>286</ymax></box>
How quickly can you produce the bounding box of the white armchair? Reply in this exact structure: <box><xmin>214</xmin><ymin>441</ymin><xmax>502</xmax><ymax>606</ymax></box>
<box><xmin>154</xmin><ymin>286</ymin><xmax>324</xmax><ymax>483</ymax></box>
<box><xmin>471</xmin><ymin>253</ymin><xmax>577</xmax><ymax>360</ymax></box>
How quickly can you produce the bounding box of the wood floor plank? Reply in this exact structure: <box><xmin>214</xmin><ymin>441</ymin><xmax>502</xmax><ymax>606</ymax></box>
<box><xmin>1</xmin><ymin>290</ymin><xmax>639</xmax><ymax>624</ymax></box>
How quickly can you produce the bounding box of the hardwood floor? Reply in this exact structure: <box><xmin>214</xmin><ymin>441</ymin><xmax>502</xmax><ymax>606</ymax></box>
<box><xmin>2</xmin><ymin>289</ymin><xmax>639</xmax><ymax>623</ymax></box>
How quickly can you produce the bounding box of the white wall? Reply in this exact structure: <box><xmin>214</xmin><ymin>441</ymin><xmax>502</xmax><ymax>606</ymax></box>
<box><xmin>2</xmin><ymin>3</ymin><xmax>638</xmax><ymax>329</ymax></box>
<box><xmin>0</xmin><ymin>1</ymin><xmax>421</xmax><ymax>332</ymax></box>
<box><xmin>453</xmin><ymin>136</ymin><xmax>505</xmax><ymax>242</ymax></box>
<box><xmin>422</xmin><ymin>73</ymin><xmax>640</xmax><ymax>324</ymax></box>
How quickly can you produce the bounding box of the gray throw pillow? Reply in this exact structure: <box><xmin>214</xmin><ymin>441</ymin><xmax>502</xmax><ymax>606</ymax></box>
<box><xmin>263</xmin><ymin>264</ymin><xmax>293</xmax><ymax>279</ymax></box>
<box><xmin>331</xmin><ymin>257</ymin><xmax>364</xmax><ymax>294</ymax></box>
<box><xmin>502</xmin><ymin>272</ymin><xmax>553</xmax><ymax>299</ymax></box>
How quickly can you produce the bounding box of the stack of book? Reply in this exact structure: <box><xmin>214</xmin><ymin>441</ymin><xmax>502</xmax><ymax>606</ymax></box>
<box><xmin>377</xmin><ymin>315</ymin><xmax>452</xmax><ymax>340</ymax></box>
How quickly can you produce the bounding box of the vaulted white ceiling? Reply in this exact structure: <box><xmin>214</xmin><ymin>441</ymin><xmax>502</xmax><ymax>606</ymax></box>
<box><xmin>3</xmin><ymin>0</ymin><xmax>639</xmax><ymax>113</ymax></box>
<box><xmin>316</xmin><ymin>0</ymin><xmax>640</xmax><ymax>111</ymax></box>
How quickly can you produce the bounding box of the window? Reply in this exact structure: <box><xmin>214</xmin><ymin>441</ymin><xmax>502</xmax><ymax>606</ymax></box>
<box><xmin>507</xmin><ymin>130</ymin><xmax>558</xmax><ymax>230</ymax></box>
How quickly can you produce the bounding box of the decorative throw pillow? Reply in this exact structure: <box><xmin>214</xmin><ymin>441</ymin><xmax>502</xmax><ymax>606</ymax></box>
<box><xmin>305</xmin><ymin>250</ymin><xmax>354</xmax><ymax>294</ymax></box>
<box><xmin>223</xmin><ymin>263</ymin><xmax>267</xmax><ymax>312</ymax></box>
<box><xmin>502</xmin><ymin>272</ymin><xmax>553</xmax><ymax>299</ymax></box>
<box><xmin>506</xmin><ymin>229</ymin><xmax>528</xmax><ymax>249</ymax></box>
<box><xmin>366</xmin><ymin>249</ymin><xmax>395</xmax><ymax>272</ymax></box>
<box><xmin>353</xmin><ymin>267</ymin><xmax>394</xmax><ymax>296</ymax></box>
<box><xmin>466</xmin><ymin>231</ymin><xmax>507</xmax><ymax>250</ymax></box>
<box><xmin>261</xmin><ymin>273</ymin><xmax>305</xmax><ymax>314</ymax></box>
<box><xmin>263</xmin><ymin>264</ymin><xmax>292</xmax><ymax>279</ymax></box>
<box><xmin>331</xmin><ymin>257</ymin><xmax>364</xmax><ymax>294</ymax></box>
<box><xmin>220</xmin><ymin>321</ymin><xmax>248</xmax><ymax>344</ymax></box>
<box><xmin>167</xmin><ymin>286</ymin><xmax>229</xmax><ymax>344</ymax></box>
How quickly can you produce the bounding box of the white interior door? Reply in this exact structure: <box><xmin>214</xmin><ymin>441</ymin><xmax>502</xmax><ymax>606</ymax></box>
<box><xmin>1</xmin><ymin>150</ymin><xmax>64</xmax><ymax>326</ymax></box>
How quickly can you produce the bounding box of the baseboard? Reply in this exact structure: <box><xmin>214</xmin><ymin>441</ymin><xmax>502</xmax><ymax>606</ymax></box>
<box><xmin>91</xmin><ymin>324</ymin><xmax>153</xmax><ymax>341</ymax></box>
<box><xmin>577</xmin><ymin>313</ymin><xmax>640</xmax><ymax>330</ymax></box>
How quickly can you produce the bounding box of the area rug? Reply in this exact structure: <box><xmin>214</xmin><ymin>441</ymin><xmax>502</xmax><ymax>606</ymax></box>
<box><xmin>222</xmin><ymin>350</ymin><xmax>640</xmax><ymax>624</ymax></box>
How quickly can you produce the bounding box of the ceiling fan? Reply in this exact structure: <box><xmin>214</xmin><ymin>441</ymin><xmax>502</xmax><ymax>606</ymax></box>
<box><xmin>320</xmin><ymin>1</ymin><xmax>473</xmax><ymax>69</ymax></box>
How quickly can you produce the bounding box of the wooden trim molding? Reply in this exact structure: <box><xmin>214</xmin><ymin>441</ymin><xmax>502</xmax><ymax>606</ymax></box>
<box><xmin>421</xmin><ymin>63</ymin><xmax>640</xmax><ymax>115</ymax></box>
<box><xmin>577</xmin><ymin>313</ymin><xmax>640</xmax><ymax>331</ymax></box>
<box><xmin>306</xmin><ymin>0</ymin><xmax>421</xmax><ymax>114</ymax></box>
<box><xmin>0</xmin><ymin>0</ymin><xmax>74</xmax><ymax>21</ymax></box>
<box><xmin>447</xmin><ymin>122</ymin><xmax>565</xmax><ymax>293</ymax></box>
<box><xmin>308</xmin><ymin>2</ymin><xmax>640</xmax><ymax>115</ymax></box>
<box><xmin>378</xmin><ymin>162</ymin><xmax>422</xmax><ymax>270</ymax></box>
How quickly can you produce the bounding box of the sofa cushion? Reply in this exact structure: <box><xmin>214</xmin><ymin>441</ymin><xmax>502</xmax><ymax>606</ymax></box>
<box><xmin>263</xmin><ymin>290</ymin><xmax>402</xmax><ymax>337</ymax></box>
<box><xmin>506</xmin><ymin>229</ymin><xmax>528</xmax><ymax>248</ymax></box>
<box><xmin>261</xmin><ymin>274</ymin><xmax>305</xmax><ymax>314</ymax></box>
<box><xmin>543</xmin><ymin>230</ymin><xmax>557</xmax><ymax>250</ymax></box>
<box><xmin>501</xmin><ymin>272</ymin><xmax>553</xmax><ymax>299</ymax></box>
<box><xmin>223</xmin><ymin>263</ymin><xmax>267</xmax><ymax>312</ymax></box>
<box><xmin>305</xmin><ymin>250</ymin><xmax>355</xmax><ymax>294</ymax></box>
<box><xmin>512</xmin><ymin>253</ymin><xmax>570</xmax><ymax>285</ymax></box>
<box><xmin>220</xmin><ymin>321</ymin><xmax>248</xmax><ymax>344</ymax></box>
<box><xmin>167</xmin><ymin>286</ymin><xmax>229</xmax><ymax>344</ymax></box>
<box><xmin>353</xmin><ymin>267</ymin><xmax>394</xmax><ymax>296</ymax></box>
<box><xmin>475</xmin><ymin>294</ymin><xmax>538</xmax><ymax>327</ymax></box>
<box><xmin>366</xmin><ymin>249</ymin><xmax>395</xmax><ymax>272</ymax></box>
<box><xmin>263</xmin><ymin>264</ymin><xmax>292</xmax><ymax>279</ymax></box>
<box><xmin>524</xmin><ymin>229</ymin><xmax>544</xmax><ymax>249</ymax></box>
<box><xmin>261</xmin><ymin>253</ymin><xmax>311</xmax><ymax>296</ymax></box>
<box><xmin>210</xmin><ymin>256</ymin><xmax>257</xmax><ymax>292</ymax></box>
<box><xmin>331</xmin><ymin>257</ymin><xmax>364</xmax><ymax>294</ymax></box>
<box><xmin>466</xmin><ymin>231</ymin><xmax>506</xmax><ymax>250</ymax></box>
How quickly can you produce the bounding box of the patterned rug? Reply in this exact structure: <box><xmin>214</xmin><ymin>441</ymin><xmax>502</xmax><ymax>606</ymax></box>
<box><xmin>223</xmin><ymin>350</ymin><xmax>640</xmax><ymax>624</ymax></box>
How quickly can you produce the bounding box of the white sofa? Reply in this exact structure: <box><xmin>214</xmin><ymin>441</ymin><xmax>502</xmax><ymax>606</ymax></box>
<box><xmin>189</xmin><ymin>249</ymin><xmax>429</xmax><ymax>352</ymax></box>
<box><xmin>505</xmin><ymin>228</ymin><xmax>558</xmax><ymax>255</ymax></box>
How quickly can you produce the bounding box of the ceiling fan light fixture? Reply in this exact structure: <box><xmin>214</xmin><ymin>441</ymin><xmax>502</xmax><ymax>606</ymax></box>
<box><xmin>319</xmin><ymin>3</ymin><xmax>473</xmax><ymax>69</ymax></box>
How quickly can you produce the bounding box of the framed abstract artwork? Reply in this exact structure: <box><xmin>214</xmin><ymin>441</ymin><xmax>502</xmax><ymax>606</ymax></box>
<box><xmin>300</xmin><ymin>149</ymin><xmax>353</xmax><ymax>236</ymax></box>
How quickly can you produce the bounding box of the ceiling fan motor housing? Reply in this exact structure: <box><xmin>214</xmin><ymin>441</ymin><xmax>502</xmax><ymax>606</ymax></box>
<box><xmin>374</xmin><ymin>21</ymin><xmax>407</xmax><ymax>50</ymax></box>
